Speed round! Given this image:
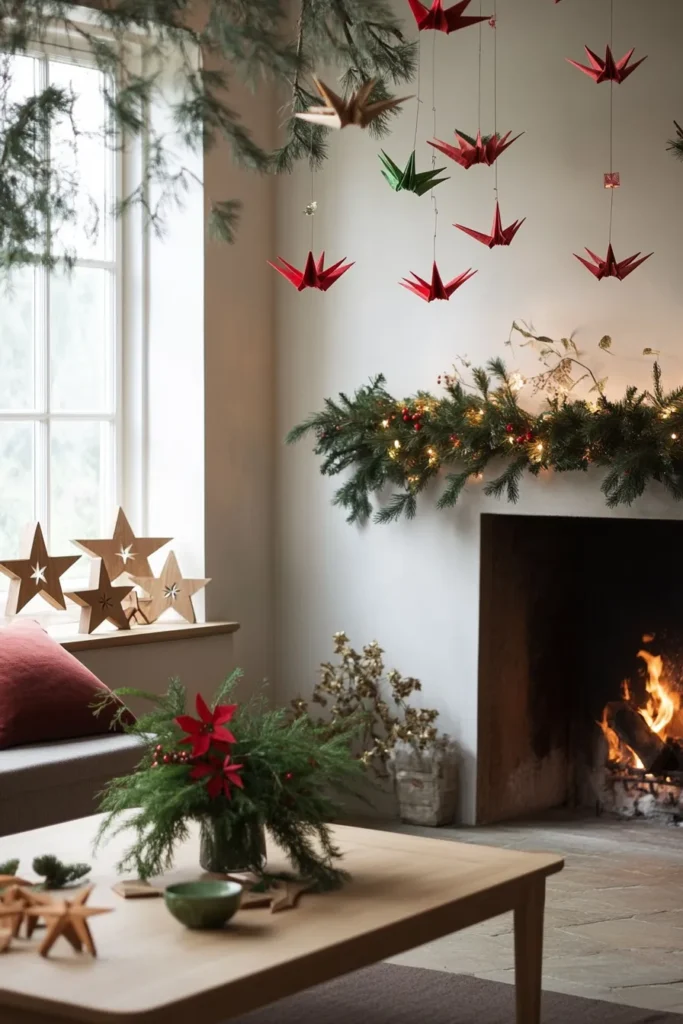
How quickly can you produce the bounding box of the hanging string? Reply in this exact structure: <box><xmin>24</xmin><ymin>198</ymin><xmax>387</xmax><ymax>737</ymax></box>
<box><xmin>431</xmin><ymin>31</ymin><xmax>438</xmax><ymax>260</ymax></box>
<box><xmin>608</xmin><ymin>0</ymin><xmax>615</xmax><ymax>241</ymax></box>
<box><xmin>493</xmin><ymin>0</ymin><xmax>499</xmax><ymax>197</ymax></box>
<box><xmin>413</xmin><ymin>35</ymin><xmax>422</xmax><ymax>150</ymax></box>
<box><xmin>477</xmin><ymin>0</ymin><xmax>483</xmax><ymax>133</ymax></box>
<box><xmin>309</xmin><ymin>131</ymin><xmax>315</xmax><ymax>250</ymax></box>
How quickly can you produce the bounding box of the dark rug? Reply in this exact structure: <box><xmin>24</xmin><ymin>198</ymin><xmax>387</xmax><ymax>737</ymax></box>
<box><xmin>237</xmin><ymin>963</ymin><xmax>682</xmax><ymax>1023</ymax></box>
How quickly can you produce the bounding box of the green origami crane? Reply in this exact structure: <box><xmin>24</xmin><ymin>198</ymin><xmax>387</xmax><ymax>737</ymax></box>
<box><xmin>379</xmin><ymin>149</ymin><xmax>449</xmax><ymax>196</ymax></box>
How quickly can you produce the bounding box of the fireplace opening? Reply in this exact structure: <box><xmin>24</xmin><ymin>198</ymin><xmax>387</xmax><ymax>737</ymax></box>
<box><xmin>477</xmin><ymin>513</ymin><xmax>683</xmax><ymax>824</ymax></box>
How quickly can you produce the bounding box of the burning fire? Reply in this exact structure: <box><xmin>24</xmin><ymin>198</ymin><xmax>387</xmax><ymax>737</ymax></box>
<box><xmin>599</xmin><ymin>649</ymin><xmax>681</xmax><ymax>771</ymax></box>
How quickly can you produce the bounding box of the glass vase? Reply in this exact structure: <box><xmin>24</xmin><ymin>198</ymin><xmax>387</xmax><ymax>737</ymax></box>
<box><xmin>199</xmin><ymin>815</ymin><xmax>266</xmax><ymax>874</ymax></box>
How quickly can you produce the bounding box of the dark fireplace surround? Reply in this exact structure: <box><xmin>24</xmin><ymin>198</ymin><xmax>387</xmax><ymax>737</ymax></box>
<box><xmin>476</xmin><ymin>513</ymin><xmax>683</xmax><ymax>824</ymax></box>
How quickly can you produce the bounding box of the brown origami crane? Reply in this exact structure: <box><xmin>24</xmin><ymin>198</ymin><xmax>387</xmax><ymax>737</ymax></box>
<box><xmin>296</xmin><ymin>78</ymin><xmax>412</xmax><ymax>130</ymax></box>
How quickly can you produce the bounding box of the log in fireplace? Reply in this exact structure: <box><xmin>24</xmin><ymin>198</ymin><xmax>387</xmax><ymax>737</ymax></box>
<box><xmin>477</xmin><ymin>513</ymin><xmax>683</xmax><ymax>824</ymax></box>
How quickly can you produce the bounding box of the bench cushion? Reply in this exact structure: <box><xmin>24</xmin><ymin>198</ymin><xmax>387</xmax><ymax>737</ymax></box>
<box><xmin>0</xmin><ymin>733</ymin><xmax>144</xmax><ymax>836</ymax></box>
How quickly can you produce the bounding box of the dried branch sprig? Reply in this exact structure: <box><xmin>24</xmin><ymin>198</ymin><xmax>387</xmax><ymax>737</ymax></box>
<box><xmin>293</xmin><ymin>632</ymin><xmax>441</xmax><ymax>772</ymax></box>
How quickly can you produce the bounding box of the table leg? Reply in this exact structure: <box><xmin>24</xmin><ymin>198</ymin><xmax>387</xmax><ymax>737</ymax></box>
<box><xmin>514</xmin><ymin>878</ymin><xmax>546</xmax><ymax>1024</ymax></box>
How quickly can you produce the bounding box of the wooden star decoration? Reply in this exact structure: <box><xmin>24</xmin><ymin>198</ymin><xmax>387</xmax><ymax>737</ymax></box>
<box><xmin>130</xmin><ymin>551</ymin><xmax>210</xmax><ymax>625</ymax></box>
<box><xmin>0</xmin><ymin>875</ymin><xmax>32</xmax><ymax>889</ymax></box>
<box><xmin>66</xmin><ymin>559</ymin><xmax>133</xmax><ymax>634</ymax></box>
<box><xmin>296</xmin><ymin>78</ymin><xmax>412</xmax><ymax>130</ymax></box>
<box><xmin>1</xmin><ymin>886</ymin><xmax>52</xmax><ymax>938</ymax></box>
<box><xmin>0</xmin><ymin>899</ymin><xmax>27</xmax><ymax>940</ymax></box>
<box><xmin>26</xmin><ymin>885</ymin><xmax>112</xmax><ymax>958</ymax></box>
<box><xmin>72</xmin><ymin>508</ymin><xmax>171</xmax><ymax>582</ymax></box>
<box><xmin>0</xmin><ymin>522</ymin><xmax>79</xmax><ymax>615</ymax></box>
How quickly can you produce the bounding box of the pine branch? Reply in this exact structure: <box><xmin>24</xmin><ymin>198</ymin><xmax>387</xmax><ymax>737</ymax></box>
<box><xmin>288</xmin><ymin>331</ymin><xmax>683</xmax><ymax>522</ymax></box>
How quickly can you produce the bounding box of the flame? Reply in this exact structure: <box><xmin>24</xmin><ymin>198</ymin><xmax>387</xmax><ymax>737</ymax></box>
<box><xmin>636</xmin><ymin>650</ymin><xmax>678</xmax><ymax>736</ymax></box>
<box><xmin>598</xmin><ymin>649</ymin><xmax>681</xmax><ymax>771</ymax></box>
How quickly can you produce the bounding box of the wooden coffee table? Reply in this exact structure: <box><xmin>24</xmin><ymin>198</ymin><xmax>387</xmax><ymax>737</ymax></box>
<box><xmin>0</xmin><ymin>816</ymin><xmax>563</xmax><ymax>1024</ymax></box>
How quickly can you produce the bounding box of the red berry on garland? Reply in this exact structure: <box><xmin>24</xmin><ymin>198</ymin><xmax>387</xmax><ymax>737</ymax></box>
<box><xmin>414</xmin><ymin>422</ymin><xmax>422</xmax><ymax>431</ymax></box>
<box><xmin>151</xmin><ymin>760</ymin><xmax>158</xmax><ymax>768</ymax></box>
<box><xmin>284</xmin><ymin>772</ymin><xmax>294</xmax><ymax>781</ymax></box>
<box><xmin>515</xmin><ymin>436</ymin><xmax>524</xmax><ymax>444</ymax></box>
<box><xmin>155</xmin><ymin>744</ymin><xmax>162</xmax><ymax>753</ymax></box>
<box><xmin>505</xmin><ymin>423</ymin><xmax>514</xmax><ymax>433</ymax></box>
<box><xmin>525</xmin><ymin>431</ymin><xmax>534</xmax><ymax>442</ymax></box>
<box><xmin>163</xmin><ymin>754</ymin><xmax>170</xmax><ymax>764</ymax></box>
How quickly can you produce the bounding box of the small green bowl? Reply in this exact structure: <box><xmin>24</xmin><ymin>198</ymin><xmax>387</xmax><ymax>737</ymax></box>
<box><xmin>164</xmin><ymin>880</ymin><xmax>243</xmax><ymax>930</ymax></box>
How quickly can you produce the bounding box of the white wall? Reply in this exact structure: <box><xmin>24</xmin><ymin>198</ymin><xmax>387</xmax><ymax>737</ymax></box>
<box><xmin>275</xmin><ymin>0</ymin><xmax>683</xmax><ymax>822</ymax></box>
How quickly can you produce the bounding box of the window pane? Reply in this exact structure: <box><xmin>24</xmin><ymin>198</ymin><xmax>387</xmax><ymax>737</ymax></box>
<box><xmin>48</xmin><ymin>59</ymin><xmax>112</xmax><ymax>261</ymax></box>
<box><xmin>0</xmin><ymin>269</ymin><xmax>35</xmax><ymax>410</ymax></box>
<box><xmin>50</xmin><ymin>421</ymin><xmax>109</xmax><ymax>573</ymax></box>
<box><xmin>50</xmin><ymin>267</ymin><xmax>112</xmax><ymax>412</ymax></box>
<box><xmin>0</xmin><ymin>422</ymin><xmax>35</xmax><ymax>557</ymax></box>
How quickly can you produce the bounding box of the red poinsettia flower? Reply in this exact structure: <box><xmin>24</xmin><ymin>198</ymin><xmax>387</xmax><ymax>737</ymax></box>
<box><xmin>175</xmin><ymin>694</ymin><xmax>237</xmax><ymax>757</ymax></box>
<box><xmin>190</xmin><ymin>755</ymin><xmax>244</xmax><ymax>800</ymax></box>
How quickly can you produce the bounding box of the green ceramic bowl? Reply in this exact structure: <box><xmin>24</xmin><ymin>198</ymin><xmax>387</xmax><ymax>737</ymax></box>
<box><xmin>164</xmin><ymin>880</ymin><xmax>243</xmax><ymax>930</ymax></box>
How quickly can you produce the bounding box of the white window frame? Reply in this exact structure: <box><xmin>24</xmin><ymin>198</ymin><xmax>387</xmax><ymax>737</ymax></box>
<box><xmin>0</xmin><ymin>26</ymin><xmax>147</xmax><ymax>579</ymax></box>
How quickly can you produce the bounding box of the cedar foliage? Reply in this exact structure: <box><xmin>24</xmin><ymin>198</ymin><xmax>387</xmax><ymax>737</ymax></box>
<box><xmin>287</xmin><ymin>324</ymin><xmax>683</xmax><ymax>523</ymax></box>
<box><xmin>0</xmin><ymin>1</ymin><xmax>415</xmax><ymax>268</ymax></box>
<box><xmin>94</xmin><ymin>671</ymin><xmax>363</xmax><ymax>889</ymax></box>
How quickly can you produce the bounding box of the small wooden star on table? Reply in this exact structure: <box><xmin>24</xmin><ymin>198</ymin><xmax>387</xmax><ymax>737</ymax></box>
<box><xmin>26</xmin><ymin>886</ymin><xmax>112</xmax><ymax>958</ymax></box>
<box><xmin>72</xmin><ymin>508</ymin><xmax>170</xmax><ymax>582</ymax></box>
<box><xmin>0</xmin><ymin>523</ymin><xmax>79</xmax><ymax>615</ymax></box>
<box><xmin>66</xmin><ymin>560</ymin><xmax>133</xmax><ymax>634</ymax></box>
<box><xmin>130</xmin><ymin>551</ymin><xmax>210</xmax><ymax>624</ymax></box>
<box><xmin>0</xmin><ymin>929</ymin><xmax>11</xmax><ymax>953</ymax></box>
<box><xmin>0</xmin><ymin>875</ymin><xmax>32</xmax><ymax>889</ymax></box>
<box><xmin>1</xmin><ymin>886</ymin><xmax>51</xmax><ymax>938</ymax></box>
<box><xmin>0</xmin><ymin>899</ymin><xmax>27</xmax><ymax>942</ymax></box>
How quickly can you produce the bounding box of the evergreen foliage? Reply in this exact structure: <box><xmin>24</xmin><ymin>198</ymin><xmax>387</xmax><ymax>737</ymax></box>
<box><xmin>668</xmin><ymin>120</ymin><xmax>683</xmax><ymax>161</ymax></box>
<box><xmin>0</xmin><ymin>859</ymin><xmax>19</xmax><ymax>876</ymax></box>
<box><xmin>0</xmin><ymin>1</ymin><xmax>415</xmax><ymax>268</ymax></box>
<box><xmin>32</xmin><ymin>855</ymin><xmax>91</xmax><ymax>889</ymax></box>
<box><xmin>94</xmin><ymin>671</ymin><xmax>363</xmax><ymax>889</ymax></box>
<box><xmin>287</xmin><ymin>324</ymin><xmax>683</xmax><ymax>523</ymax></box>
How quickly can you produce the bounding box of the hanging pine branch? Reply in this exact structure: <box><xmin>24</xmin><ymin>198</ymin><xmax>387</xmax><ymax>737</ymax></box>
<box><xmin>667</xmin><ymin>120</ymin><xmax>683</xmax><ymax>161</ymax></box>
<box><xmin>0</xmin><ymin>1</ymin><xmax>416</xmax><ymax>269</ymax></box>
<box><xmin>287</xmin><ymin>324</ymin><xmax>683</xmax><ymax>523</ymax></box>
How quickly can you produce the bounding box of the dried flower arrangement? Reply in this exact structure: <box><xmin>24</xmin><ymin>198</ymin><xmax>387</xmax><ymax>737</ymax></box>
<box><xmin>292</xmin><ymin>632</ymin><xmax>441</xmax><ymax>772</ymax></box>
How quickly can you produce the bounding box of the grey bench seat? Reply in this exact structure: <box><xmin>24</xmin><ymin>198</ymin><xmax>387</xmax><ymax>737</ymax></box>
<box><xmin>0</xmin><ymin>733</ymin><xmax>144</xmax><ymax>837</ymax></box>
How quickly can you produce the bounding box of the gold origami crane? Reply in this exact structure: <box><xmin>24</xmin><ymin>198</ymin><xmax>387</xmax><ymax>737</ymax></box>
<box><xmin>296</xmin><ymin>78</ymin><xmax>412</xmax><ymax>130</ymax></box>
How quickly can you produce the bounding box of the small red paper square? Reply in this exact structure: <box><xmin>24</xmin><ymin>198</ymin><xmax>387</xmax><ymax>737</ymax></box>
<box><xmin>604</xmin><ymin>172</ymin><xmax>621</xmax><ymax>189</ymax></box>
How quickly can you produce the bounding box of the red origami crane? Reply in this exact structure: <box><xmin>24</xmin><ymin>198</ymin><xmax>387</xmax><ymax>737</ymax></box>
<box><xmin>566</xmin><ymin>46</ymin><xmax>646</xmax><ymax>84</ymax></box>
<box><xmin>429</xmin><ymin>129</ymin><xmax>522</xmax><ymax>169</ymax></box>
<box><xmin>455</xmin><ymin>201</ymin><xmax>525</xmax><ymax>248</ymax></box>
<box><xmin>407</xmin><ymin>0</ymin><xmax>489</xmax><ymax>33</ymax></box>
<box><xmin>268</xmin><ymin>250</ymin><xmax>353</xmax><ymax>292</ymax></box>
<box><xmin>574</xmin><ymin>244</ymin><xmax>652</xmax><ymax>281</ymax></box>
<box><xmin>191</xmin><ymin>755</ymin><xmax>244</xmax><ymax>800</ymax></box>
<box><xmin>175</xmin><ymin>694</ymin><xmax>237</xmax><ymax>758</ymax></box>
<box><xmin>400</xmin><ymin>262</ymin><xmax>477</xmax><ymax>302</ymax></box>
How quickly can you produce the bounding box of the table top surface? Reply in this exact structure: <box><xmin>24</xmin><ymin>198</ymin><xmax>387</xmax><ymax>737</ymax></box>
<box><xmin>0</xmin><ymin>815</ymin><xmax>563</xmax><ymax>1024</ymax></box>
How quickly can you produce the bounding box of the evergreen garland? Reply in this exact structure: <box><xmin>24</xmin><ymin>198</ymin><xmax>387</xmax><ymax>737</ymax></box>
<box><xmin>0</xmin><ymin>1</ymin><xmax>415</xmax><ymax>269</ymax></box>
<box><xmin>95</xmin><ymin>672</ymin><xmax>363</xmax><ymax>889</ymax></box>
<box><xmin>287</xmin><ymin>324</ymin><xmax>683</xmax><ymax>524</ymax></box>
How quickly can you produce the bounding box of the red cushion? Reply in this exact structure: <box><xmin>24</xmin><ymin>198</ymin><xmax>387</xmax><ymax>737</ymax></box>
<box><xmin>0</xmin><ymin>620</ymin><xmax>132</xmax><ymax>749</ymax></box>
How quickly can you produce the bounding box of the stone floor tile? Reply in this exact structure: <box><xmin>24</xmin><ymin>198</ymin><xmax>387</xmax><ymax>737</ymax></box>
<box><xmin>565</xmin><ymin>918</ymin><xmax>683</xmax><ymax>951</ymax></box>
<box><xmin>542</xmin><ymin>952</ymin><xmax>683</xmax><ymax>990</ymax></box>
<box><xmin>608</xmin><ymin>984</ymin><xmax>683</xmax><ymax>1012</ymax></box>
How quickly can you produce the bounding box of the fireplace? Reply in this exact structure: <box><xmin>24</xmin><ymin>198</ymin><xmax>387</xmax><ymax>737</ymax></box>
<box><xmin>476</xmin><ymin>513</ymin><xmax>683</xmax><ymax>824</ymax></box>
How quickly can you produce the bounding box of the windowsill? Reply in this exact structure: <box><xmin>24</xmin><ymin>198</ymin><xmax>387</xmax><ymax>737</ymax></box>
<box><xmin>1</xmin><ymin>618</ymin><xmax>240</xmax><ymax>652</ymax></box>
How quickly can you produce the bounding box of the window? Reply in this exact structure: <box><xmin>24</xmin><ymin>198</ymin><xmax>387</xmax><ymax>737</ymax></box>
<box><xmin>0</xmin><ymin>47</ymin><xmax>120</xmax><ymax>574</ymax></box>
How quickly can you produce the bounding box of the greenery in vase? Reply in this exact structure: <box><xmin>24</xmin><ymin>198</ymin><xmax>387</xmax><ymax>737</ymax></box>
<box><xmin>288</xmin><ymin>323</ymin><xmax>683</xmax><ymax>523</ymax></box>
<box><xmin>292</xmin><ymin>631</ymin><xmax>441</xmax><ymax>773</ymax></box>
<box><xmin>0</xmin><ymin>1</ymin><xmax>415</xmax><ymax>269</ymax></box>
<box><xmin>95</xmin><ymin>671</ymin><xmax>362</xmax><ymax>890</ymax></box>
